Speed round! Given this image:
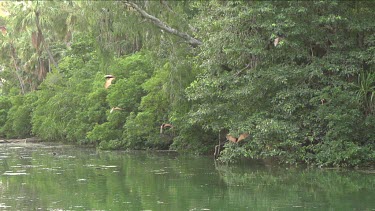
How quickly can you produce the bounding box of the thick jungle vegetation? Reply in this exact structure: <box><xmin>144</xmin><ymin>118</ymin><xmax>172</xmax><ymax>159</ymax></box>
<box><xmin>0</xmin><ymin>1</ymin><xmax>374</xmax><ymax>167</ymax></box>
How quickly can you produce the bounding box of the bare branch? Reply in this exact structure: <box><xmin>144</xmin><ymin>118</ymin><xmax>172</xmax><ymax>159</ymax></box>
<box><xmin>234</xmin><ymin>63</ymin><xmax>251</xmax><ymax>76</ymax></box>
<box><xmin>123</xmin><ymin>1</ymin><xmax>202</xmax><ymax>47</ymax></box>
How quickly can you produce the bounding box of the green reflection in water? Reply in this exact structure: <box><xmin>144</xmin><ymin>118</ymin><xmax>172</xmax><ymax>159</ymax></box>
<box><xmin>0</xmin><ymin>143</ymin><xmax>374</xmax><ymax>210</ymax></box>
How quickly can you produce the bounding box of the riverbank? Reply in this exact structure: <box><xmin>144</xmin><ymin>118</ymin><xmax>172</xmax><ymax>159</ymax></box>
<box><xmin>0</xmin><ymin>137</ymin><xmax>41</xmax><ymax>144</ymax></box>
<box><xmin>0</xmin><ymin>139</ymin><xmax>373</xmax><ymax>172</ymax></box>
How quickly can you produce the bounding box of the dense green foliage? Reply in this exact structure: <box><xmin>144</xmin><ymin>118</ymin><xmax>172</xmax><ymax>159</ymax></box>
<box><xmin>0</xmin><ymin>1</ymin><xmax>374</xmax><ymax>167</ymax></box>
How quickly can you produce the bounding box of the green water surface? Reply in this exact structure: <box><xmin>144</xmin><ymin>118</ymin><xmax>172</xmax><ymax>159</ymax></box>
<box><xmin>0</xmin><ymin>143</ymin><xmax>374</xmax><ymax>210</ymax></box>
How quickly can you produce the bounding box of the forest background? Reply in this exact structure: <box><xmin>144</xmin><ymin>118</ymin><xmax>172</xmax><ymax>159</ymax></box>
<box><xmin>0</xmin><ymin>1</ymin><xmax>374</xmax><ymax>167</ymax></box>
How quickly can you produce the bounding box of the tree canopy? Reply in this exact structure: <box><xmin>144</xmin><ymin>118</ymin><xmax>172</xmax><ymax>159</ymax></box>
<box><xmin>0</xmin><ymin>1</ymin><xmax>374</xmax><ymax>167</ymax></box>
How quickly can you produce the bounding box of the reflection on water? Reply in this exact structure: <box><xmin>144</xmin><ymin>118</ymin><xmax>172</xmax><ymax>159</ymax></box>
<box><xmin>0</xmin><ymin>143</ymin><xmax>374</xmax><ymax>210</ymax></box>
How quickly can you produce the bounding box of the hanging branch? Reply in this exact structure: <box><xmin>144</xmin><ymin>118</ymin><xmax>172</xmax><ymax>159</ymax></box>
<box><xmin>34</xmin><ymin>10</ymin><xmax>60</xmax><ymax>73</ymax></box>
<box><xmin>9</xmin><ymin>43</ymin><xmax>26</xmax><ymax>95</ymax></box>
<box><xmin>122</xmin><ymin>1</ymin><xmax>202</xmax><ymax>47</ymax></box>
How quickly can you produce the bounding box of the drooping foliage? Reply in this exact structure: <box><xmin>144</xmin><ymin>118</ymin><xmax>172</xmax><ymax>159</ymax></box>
<box><xmin>0</xmin><ymin>1</ymin><xmax>373</xmax><ymax>167</ymax></box>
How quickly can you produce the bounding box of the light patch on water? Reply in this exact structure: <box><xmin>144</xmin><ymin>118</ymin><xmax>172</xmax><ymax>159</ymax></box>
<box><xmin>41</xmin><ymin>168</ymin><xmax>52</xmax><ymax>171</ymax></box>
<box><xmin>154</xmin><ymin>172</ymin><xmax>168</xmax><ymax>175</ymax></box>
<box><xmin>51</xmin><ymin>201</ymin><xmax>62</xmax><ymax>204</ymax></box>
<box><xmin>0</xmin><ymin>203</ymin><xmax>11</xmax><ymax>208</ymax></box>
<box><xmin>8</xmin><ymin>146</ymin><xmax>26</xmax><ymax>150</ymax></box>
<box><xmin>3</xmin><ymin>172</ymin><xmax>29</xmax><ymax>176</ymax></box>
<box><xmin>151</xmin><ymin>169</ymin><xmax>169</xmax><ymax>175</ymax></box>
<box><xmin>22</xmin><ymin>165</ymin><xmax>41</xmax><ymax>168</ymax></box>
<box><xmin>101</xmin><ymin>165</ymin><xmax>117</xmax><ymax>168</ymax></box>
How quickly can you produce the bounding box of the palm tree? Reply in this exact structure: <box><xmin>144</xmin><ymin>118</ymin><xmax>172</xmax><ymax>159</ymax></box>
<box><xmin>2</xmin><ymin>1</ymin><xmax>76</xmax><ymax>92</ymax></box>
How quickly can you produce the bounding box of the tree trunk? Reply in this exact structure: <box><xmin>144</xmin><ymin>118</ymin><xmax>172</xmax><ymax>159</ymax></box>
<box><xmin>35</xmin><ymin>10</ymin><xmax>61</xmax><ymax>73</ymax></box>
<box><xmin>9</xmin><ymin>43</ymin><xmax>25</xmax><ymax>94</ymax></box>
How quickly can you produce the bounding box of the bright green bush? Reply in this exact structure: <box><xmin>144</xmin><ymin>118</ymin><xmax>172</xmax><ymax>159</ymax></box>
<box><xmin>88</xmin><ymin>52</ymin><xmax>155</xmax><ymax>148</ymax></box>
<box><xmin>0</xmin><ymin>96</ymin><xmax>11</xmax><ymax>137</ymax></box>
<box><xmin>2</xmin><ymin>94</ymin><xmax>36</xmax><ymax>138</ymax></box>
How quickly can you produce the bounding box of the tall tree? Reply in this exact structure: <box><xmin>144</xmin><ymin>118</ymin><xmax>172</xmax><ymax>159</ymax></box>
<box><xmin>0</xmin><ymin>1</ymin><xmax>76</xmax><ymax>92</ymax></box>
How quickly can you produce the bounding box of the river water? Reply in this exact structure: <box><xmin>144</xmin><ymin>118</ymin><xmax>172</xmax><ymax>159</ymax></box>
<box><xmin>0</xmin><ymin>142</ymin><xmax>374</xmax><ymax>210</ymax></box>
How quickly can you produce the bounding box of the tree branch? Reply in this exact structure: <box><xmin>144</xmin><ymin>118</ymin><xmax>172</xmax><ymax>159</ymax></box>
<box><xmin>123</xmin><ymin>1</ymin><xmax>202</xmax><ymax>47</ymax></box>
<box><xmin>234</xmin><ymin>63</ymin><xmax>251</xmax><ymax>76</ymax></box>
